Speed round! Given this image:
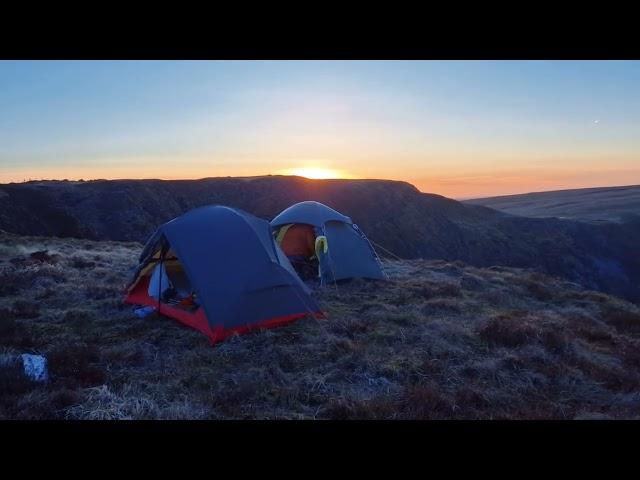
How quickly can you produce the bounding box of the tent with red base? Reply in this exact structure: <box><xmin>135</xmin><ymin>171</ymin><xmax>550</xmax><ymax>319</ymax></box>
<box><xmin>125</xmin><ymin>205</ymin><xmax>322</xmax><ymax>344</ymax></box>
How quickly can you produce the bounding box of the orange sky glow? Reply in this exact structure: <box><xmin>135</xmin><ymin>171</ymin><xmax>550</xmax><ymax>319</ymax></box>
<box><xmin>2</xmin><ymin>61</ymin><xmax>639</xmax><ymax>199</ymax></box>
<box><xmin>2</xmin><ymin>159</ymin><xmax>639</xmax><ymax>199</ymax></box>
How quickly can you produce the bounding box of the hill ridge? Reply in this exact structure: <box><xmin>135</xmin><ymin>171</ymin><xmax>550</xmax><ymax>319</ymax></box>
<box><xmin>465</xmin><ymin>184</ymin><xmax>640</xmax><ymax>224</ymax></box>
<box><xmin>0</xmin><ymin>176</ymin><xmax>638</xmax><ymax>302</ymax></box>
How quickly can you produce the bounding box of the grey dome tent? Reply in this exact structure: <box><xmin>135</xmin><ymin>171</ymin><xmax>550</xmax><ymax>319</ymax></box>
<box><xmin>125</xmin><ymin>205</ymin><xmax>322</xmax><ymax>344</ymax></box>
<box><xmin>271</xmin><ymin>201</ymin><xmax>386</xmax><ymax>284</ymax></box>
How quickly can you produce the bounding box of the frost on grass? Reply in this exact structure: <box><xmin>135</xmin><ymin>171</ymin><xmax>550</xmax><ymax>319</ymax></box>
<box><xmin>1</xmin><ymin>232</ymin><xmax>640</xmax><ymax>419</ymax></box>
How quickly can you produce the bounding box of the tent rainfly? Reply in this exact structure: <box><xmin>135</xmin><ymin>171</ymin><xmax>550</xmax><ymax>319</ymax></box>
<box><xmin>125</xmin><ymin>205</ymin><xmax>322</xmax><ymax>344</ymax></box>
<box><xmin>271</xmin><ymin>201</ymin><xmax>386</xmax><ymax>284</ymax></box>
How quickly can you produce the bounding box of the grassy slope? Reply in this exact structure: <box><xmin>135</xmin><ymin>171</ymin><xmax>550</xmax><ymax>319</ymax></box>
<box><xmin>465</xmin><ymin>184</ymin><xmax>640</xmax><ymax>223</ymax></box>
<box><xmin>2</xmin><ymin>232</ymin><xmax>640</xmax><ymax>420</ymax></box>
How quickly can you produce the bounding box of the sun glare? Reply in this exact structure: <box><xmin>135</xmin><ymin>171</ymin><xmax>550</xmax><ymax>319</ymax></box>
<box><xmin>283</xmin><ymin>167</ymin><xmax>347</xmax><ymax>180</ymax></box>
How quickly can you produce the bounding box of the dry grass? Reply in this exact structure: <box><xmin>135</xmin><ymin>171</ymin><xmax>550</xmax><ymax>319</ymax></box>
<box><xmin>1</xmin><ymin>232</ymin><xmax>640</xmax><ymax>419</ymax></box>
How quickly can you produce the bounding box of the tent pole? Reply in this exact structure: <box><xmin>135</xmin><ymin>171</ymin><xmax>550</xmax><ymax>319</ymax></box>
<box><xmin>158</xmin><ymin>246</ymin><xmax>164</xmax><ymax>315</ymax></box>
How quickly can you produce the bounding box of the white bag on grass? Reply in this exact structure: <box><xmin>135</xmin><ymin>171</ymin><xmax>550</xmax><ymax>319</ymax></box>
<box><xmin>21</xmin><ymin>354</ymin><xmax>48</xmax><ymax>382</ymax></box>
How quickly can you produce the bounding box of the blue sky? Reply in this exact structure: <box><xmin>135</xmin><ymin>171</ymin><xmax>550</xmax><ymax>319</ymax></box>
<box><xmin>1</xmin><ymin>60</ymin><xmax>638</xmax><ymax>198</ymax></box>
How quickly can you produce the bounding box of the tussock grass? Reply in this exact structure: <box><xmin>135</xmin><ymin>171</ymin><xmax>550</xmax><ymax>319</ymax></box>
<box><xmin>1</xmin><ymin>231</ymin><xmax>640</xmax><ymax>419</ymax></box>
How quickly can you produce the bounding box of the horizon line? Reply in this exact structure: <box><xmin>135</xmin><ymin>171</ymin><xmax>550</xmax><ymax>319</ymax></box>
<box><xmin>2</xmin><ymin>174</ymin><xmax>639</xmax><ymax>201</ymax></box>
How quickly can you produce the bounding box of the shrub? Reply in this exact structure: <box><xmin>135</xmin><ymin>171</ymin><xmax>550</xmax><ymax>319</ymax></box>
<box><xmin>101</xmin><ymin>342</ymin><xmax>146</xmax><ymax>366</ymax></box>
<box><xmin>0</xmin><ymin>267</ymin><xmax>31</xmax><ymax>296</ymax></box>
<box><xmin>69</xmin><ymin>256</ymin><xmax>95</xmax><ymax>269</ymax></box>
<box><xmin>421</xmin><ymin>298</ymin><xmax>461</xmax><ymax>315</ymax></box>
<box><xmin>568</xmin><ymin>351</ymin><xmax>640</xmax><ymax>391</ymax></box>
<box><xmin>328</xmin><ymin>318</ymin><xmax>371</xmax><ymax>338</ymax></box>
<box><xmin>326</xmin><ymin>335</ymin><xmax>359</xmax><ymax>358</ymax></box>
<box><xmin>478</xmin><ymin>312</ymin><xmax>538</xmax><ymax>348</ymax></box>
<box><xmin>0</xmin><ymin>358</ymin><xmax>34</xmax><ymax>396</ymax></box>
<box><xmin>480</xmin><ymin>313</ymin><xmax>570</xmax><ymax>353</ymax></box>
<box><xmin>84</xmin><ymin>283</ymin><xmax>120</xmax><ymax>300</ymax></box>
<box><xmin>12</xmin><ymin>300</ymin><xmax>40</xmax><ymax>319</ymax></box>
<box><xmin>400</xmin><ymin>383</ymin><xmax>454</xmax><ymax>419</ymax></box>
<box><xmin>63</xmin><ymin>309</ymin><xmax>92</xmax><ymax>322</ymax></box>
<box><xmin>617</xmin><ymin>341</ymin><xmax>640</xmax><ymax>369</ymax></box>
<box><xmin>29</xmin><ymin>250</ymin><xmax>59</xmax><ymax>264</ymax></box>
<box><xmin>49</xmin><ymin>388</ymin><xmax>81</xmax><ymax>410</ymax></box>
<box><xmin>601</xmin><ymin>305</ymin><xmax>640</xmax><ymax>334</ymax></box>
<box><xmin>324</xmin><ymin>397</ymin><xmax>398</xmax><ymax>420</ymax></box>
<box><xmin>0</xmin><ymin>313</ymin><xmax>34</xmax><ymax>349</ymax></box>
<box><xmin>540</xmin><ymin>329</ymin><xmax>571</xmax><ymax>354</ymax></box>
<box><xmin>418</xmin><ymin>282</ymin><xmax>462</xmax><ymax>300</ymax></box>
<box><xmin>513</xmin><ymin>273</ymin><xmax>555</xmax><ymax>301</ymax></box>
<box><xmin>0</xmin><ymin>309</ymin><xmax>17</xmax><ymax>337</ymax></box>
<box><xmin>566</xmin><ymin>312</ymin><xmax>615</xmax><ymax>345</ymax></box>
<box><xmin>461</xmin><ymin>273</ymin><xmax>485</xmax><ymax>290</ymax></box>
<box><xmin>47</xmin><ymin>343</ymin><xmax>105</xmax><ymax>387</ymax></box>
<box><xmin>35</xmin><ymin>287</ymin><xmax>56</xmax><ymax>300</ymax></box>
<box><xmin>454</xmin><ymin>385</ymin><xmax>491</xmax><ymax>415</ymax></box>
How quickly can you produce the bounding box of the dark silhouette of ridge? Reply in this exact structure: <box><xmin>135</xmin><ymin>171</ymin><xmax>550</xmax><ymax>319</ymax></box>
<box><xmin>1</xmin><ymin>175</ymin><xmax>638</xmax><ymax>302</ymax></box>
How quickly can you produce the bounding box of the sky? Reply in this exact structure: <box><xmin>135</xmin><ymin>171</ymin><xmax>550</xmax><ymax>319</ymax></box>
<box><xmin>0</xmin><ymin>60</ymin><xmax>639</xmax><ymax>199</ymax></box>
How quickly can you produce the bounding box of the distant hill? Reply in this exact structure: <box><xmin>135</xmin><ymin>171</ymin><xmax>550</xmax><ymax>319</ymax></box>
<box><xmin>0</xmin><ymin>176</ymin><xmax>639</xmax><ymax>302</ymax></box>
<box><xmin>465</xmin><ymin>184</ymin><xmax>640</xmax><ymax>223</ymax></box>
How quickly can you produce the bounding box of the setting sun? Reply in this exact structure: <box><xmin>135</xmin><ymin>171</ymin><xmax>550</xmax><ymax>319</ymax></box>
<box><xmin>281</xmin><ymin>167</ymin><xmax>350</xmax><ymax>180</ymax></box>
